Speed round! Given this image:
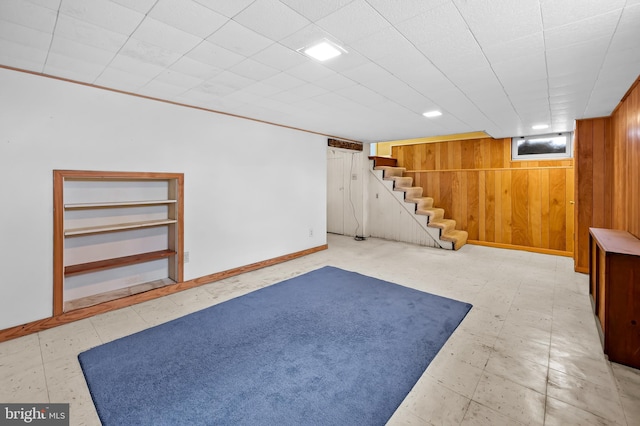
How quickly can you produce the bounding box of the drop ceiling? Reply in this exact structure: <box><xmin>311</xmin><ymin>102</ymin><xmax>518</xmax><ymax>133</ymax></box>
<box><xmin>1</xmin><ymin>0</ymin><xmax>639</xmax><ymax>143</ymax></box>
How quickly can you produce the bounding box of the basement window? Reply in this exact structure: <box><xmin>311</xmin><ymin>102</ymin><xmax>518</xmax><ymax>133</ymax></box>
<box><xmin>511</xmin><ymin>132</ymin><xmax>573</xmax><ymax>160</ymax></box>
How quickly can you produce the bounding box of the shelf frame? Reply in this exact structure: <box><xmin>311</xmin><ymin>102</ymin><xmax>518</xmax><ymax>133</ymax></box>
<box><xmin>64</xmin><ymin>219</ymin><xmax>178</xmax><ymax>236</ymax></box>
<box><xmin>64</xmin><ymin>200</ymin><xmax>178</xmax><ymax>209</ymax></box>
<box><xmin>53</xmin><ymin>170</ymin><xmax>184</xmax><ymax>316</ymax></box>
<box><xmin>64</xmin><ymin>249</ymin><xmax>176</xmax><ymax>276</ymax></box>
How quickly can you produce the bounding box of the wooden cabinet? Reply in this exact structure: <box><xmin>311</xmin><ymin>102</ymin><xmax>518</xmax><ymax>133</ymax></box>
<box><xmin>53</xmin><ymin>170</ymin><xmax>184</xmax><ymax>314</ymax></box>
<box><xmin>589</xmin><ymin>228</ymin><xmax>640</xmax><ymax>368</ymax></box>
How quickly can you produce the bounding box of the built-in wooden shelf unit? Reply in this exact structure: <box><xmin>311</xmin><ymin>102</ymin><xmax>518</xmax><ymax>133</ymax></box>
<box><xmin>53</xmin><ymin>170</ymin><xmax>184</xmax><ymax>314</ymax></box>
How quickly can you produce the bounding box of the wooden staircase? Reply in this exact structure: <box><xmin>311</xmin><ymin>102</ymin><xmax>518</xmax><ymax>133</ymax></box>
<box><xmin>370</xmin><ymin>157</ymin><xmax>468</xmax><ymax>250</ymax></box>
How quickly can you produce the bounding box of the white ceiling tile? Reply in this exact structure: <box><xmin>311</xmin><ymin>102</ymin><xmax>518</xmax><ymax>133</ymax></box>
<box><xmin>347</xmin><ymin>26</ymin><xmax>415</xmax><ymax>61</ymax></box>
<box><xmin>60</xmin><ymin>0</ymin><xmax>144</xmax><ymax>35</ymax></box>
<box><xmin>169</xmin><ymin>56</ymin><xmax>222</xmax><ymax>80</ymax></box>
<box><xmin>132</xmin><ymin>18</ymin><xmax>202</xmax><ymax>54</ymax></box>
<box><xmin>279</xmin><ymin>24</ymin><xmax>340</xmax><ymax>54</ymax></box>
<box><xmin>109</xmin><ymin>53</ymin><xmax>166</xmax><ymax>78</ymax></box>
<box><xmin>109</xmin><ymin>0</ymin><xmax>156</xmax><ymax>14</ymax></box>
<box><xmin>94</xmin><ymin>67</ymin><xmax>152</xmax><ymax>91</ymax></box>
<box><xmin>241</xmin><ymin>82</ymin><xmax>283</xmax><ymax>97</ymax></box>
<box><xmin>229</xmin><ymin>58</ymin><xmax>280</xmax><ymax>80</ymax></box>
<box><xmin>193</xmin><ymin>0</ymin><xmax>256</xmax><ymax>18</ymax></box>
<box><xmin>336</xmin><ymin>84</ymin><xmax>389</xmax><ymax>108</ymax></box>
<box><xmin>316</xmin><ymin>0</ymin><xmax>390</xmax><ymax>44</ymax></box>
<box><xmin>233</xmin><ymin>0</ymin><xmax>309</xmax><ymax>41</ymax></box>
<box><xmin>285</xmin><ymin>61</ymin><xmax>336</xmax><ymax>82</ymax></box>
<box><xmin>290</xmin><ymin>83</ymin><xmax>329</xmax><ymax>99</ymax></box>
<box><xmin>0</xmin><ymin>38</ymin><xmax>47</xmax><ymax>71</ymax></box>
<box><xmin>186</xmin><ymin>41</ymin><xmax>245</xmax><ymax>69</ymax></box>
<box><xmin>149</xmin><ymin>0</ymin><xmax>229</xmax><ymax>39</ymax></box>
<box><xmin>365</xmin><ymin>0</ymin><xmax>449</xmax><ymax>24</ymax></box>
<box><xmin>313</xmin><ymin>73</ymin><xmax>357</xmax><ymax>91</ymax></box>
<box><xmin>454</xmin><ymin>0</ymin><xmax>542</xmax><ymax>47</ymax></box>
<box><xmin>207</xmin><ymin>20</ymin><xmax>273</xmax><ymax>56</ymax></box>
<box><xmin>53</xmin><ymin>14</ymin><xmax>129</xmax><ymax>53</ymax></box>
<box><xmin>482</xmin><ymin>33</ymin><xmax>544</xmax><ymax>64</ymax></box>
<box><xmin>541</xmin><ymin>0</ymin><xmax>625</xmax><ymax>30</ymax></box>
<box><xmin>431</xmin><ymin>49</ymin><xmax>489</xmax><ymax>76</ymax></box>
<box><xmin>0</xmin><ymin>0</ymin><xmax>57</xmax><ymax>33</ymax></box>
<box><xmin>49</xmin><ymin>36</ymin><xmax>114</xmax><ymax>66</ymax></box>
<box><xmin>448</xmin><ymin>67</ymin><xmax>503</xmax><ymax>93</ymax></box>
<box><xmin>320</xmin><ymin>48</ymin><xmax>369</xmax><ymax>73</ymax></box>
<box><xmin>251</xmin><ymin>43</ymin><xmax>308</xmax><ymax>71</ymax></box>
<box><xmin>119</xmin><ymin>38</ymin><xmax>182</xmax><ymax>67</ymax></box>
<box><xmin>270</xmin><ymin>90</ymin><xmax>306</xmax><ymax>104</ymax></box>
<box><xmin>138</xmin><ymin>79</ymin><xmax>191</xmax><ymax>98</ymax></box>
<box><xmin>544</xmin><ymin>10</ymin><xmax>621</xmax><ymax>50</ymax></box>
<box><xmin>152</xmin><ymin>69</ymin><xmax>204</xmax><ymax>90</ymax></box>
<box><xmin>492</xmin><ymin>53</ymin><xmax>547</xmax><ymax>86</ymax></box>
<box><xmin>44</xmin><ymin>53</ymin><xmax>106</xmax><ymax>82</ymax></box>
<box><xmin>279</xmin><ymin>0</ymin><xmax>354</xmax><ymax>21</ymax></box>
<box><xmin>26</xmin><ymin>0</ymin><xmax>61</xmax><ymax>10</ymax></box>
<box><xmin>0</xmin><ymin>19</ymin><xmax>52</xmax><ymax>50</ymax></box>
<box><xmin>261</xmin><ymin>72</ymin><xmax>306</xmax><ymax>90</ymax></box>
<box><xmin>223</xmin><ymin>88</ymin><xmax>269</xmax><ymax>104</ymax></box>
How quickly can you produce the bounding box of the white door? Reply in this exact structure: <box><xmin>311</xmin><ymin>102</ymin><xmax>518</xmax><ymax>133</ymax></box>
<box><xmin>327</xmin><ymin>155</ymin><xmax>345</xmax><ymax>234</ymax></box>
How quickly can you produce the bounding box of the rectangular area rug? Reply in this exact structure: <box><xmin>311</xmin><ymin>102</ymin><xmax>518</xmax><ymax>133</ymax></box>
<box><xmin>79</xmin><ymin>266</ymin><xmax>472</xmax><ymax>425</ymax></box>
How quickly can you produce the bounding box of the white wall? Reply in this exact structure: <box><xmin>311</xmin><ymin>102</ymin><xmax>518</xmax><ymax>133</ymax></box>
<box><xmin>0</xmin><ymin>68</ymin><xmax>327</xmax><ymax>330</ymax></box>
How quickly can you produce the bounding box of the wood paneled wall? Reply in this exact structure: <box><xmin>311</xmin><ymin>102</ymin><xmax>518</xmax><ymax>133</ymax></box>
<box><xmin>574</xmin><ymin>76</ymin><xmax>640</xmax><ymax>272</ymax></box>
<box><xmin>392</xmin><ymin>138</ymin><xmax>574</xmax><ymax>255</ymax></box>
<box><xmin>611</xmin><ymin>77</ymin><xmax>640</xmax><ymax>238</ymax></box>
<box><xmin>574</xmin><ymin>118</ymin><xmax>612</xmax><ymax>272</ymax></box>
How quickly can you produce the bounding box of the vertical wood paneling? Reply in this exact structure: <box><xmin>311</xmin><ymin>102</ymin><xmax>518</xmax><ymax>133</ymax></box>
<box><xmin>549</xmin><ymin>168</ymin><xmax>567</xmax><ymax>251</ymax></box>
<box><xmin>501</xmin><ymin>172</ymin><xmax>512</xmax><ymax>245</ymax></box>
<box><xmin>540</xmin><ymin>169</ymin><xmax>550</xmax><ymax>248</ymax></box>
<box><xmin>391</xmin><ymin>137</ymin><xmax>575</xmax><ymax>254</ymax></box>
<box><xmin>467</xmin><ymin>171</ymin><xmax>479</xmax><ymax>240</ymax></box>
<box><xmin>528</xmin><ymin>170</ymin><xmax>542</xmax><ymax>248</ymax></box>
<box><xmin>485</xmin><ymin>171</ymin><xmax>495</xmax><ymax>242</ymax></box>
<box><xmin>576</xmin><ymin>119</ymin><xmax>595</xmax><ymax>268</ymax></box>
<box><xmin>511</xmin><ymin>170</ymin><xmax>529</xmax><ymax>246</ymax></box>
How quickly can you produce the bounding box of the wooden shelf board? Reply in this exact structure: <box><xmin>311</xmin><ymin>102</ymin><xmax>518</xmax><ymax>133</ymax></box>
<box><xmin>64</xmin><ymin>278</ymin><xmax>176</xmax><ymax>312</ymax></box>
<box><xmin>64</xmin><ymin>250</ymin><xmax>176</xmax><ymax>276</ymax></box>
<box><xmin>65</xmin><ymin>200</ymin><xmax>177</xmax><ymax>209</ymax></box>
<box><xmin>64</xmin><ymin>219</ymin><xmax>177</xmax><ymax>236</ymax></box>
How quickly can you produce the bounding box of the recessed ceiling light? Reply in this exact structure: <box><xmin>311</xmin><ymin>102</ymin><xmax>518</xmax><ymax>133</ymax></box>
<box><xmin>301</xmin><ymin>40</ymin><xmax>345</xmax><ymax>62</ymax></box>
<box><xmin>532</xmin><ymin>124</ymin><xmax>549</xmax><ymax>130</ymax></box>
<box><xmin>423</xmin><ymin>110</ymin><xmax>442</xmax><ymax>118</ymax></box>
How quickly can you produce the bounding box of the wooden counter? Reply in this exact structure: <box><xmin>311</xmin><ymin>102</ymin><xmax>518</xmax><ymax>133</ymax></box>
<box><xmin>589</xmin><ymin>228</ymin><xmax>640</xmax><ymax>368</ymax></box>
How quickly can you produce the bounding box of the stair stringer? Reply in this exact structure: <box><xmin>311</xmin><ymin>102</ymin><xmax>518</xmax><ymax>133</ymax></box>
<box><xmin>367</xmin><ymin>161</ymin><xmax>453</xmax><ymax>249</ymax></box>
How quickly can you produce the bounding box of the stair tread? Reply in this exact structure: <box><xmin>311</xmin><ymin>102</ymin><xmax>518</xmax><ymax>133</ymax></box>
<box><xmin>416</xmin><ymin>207</ymin><xmax>445</xmax><ymax>216</ymax></box>
<box><xmin>441</xmin><ymin>230</ymin><xmax>469</xmax><ymax>250</ymax></box>
<box><xmin>428</xmin><ymin>218</ymin><xmax>456</xmax><ymax>226</ymax></box>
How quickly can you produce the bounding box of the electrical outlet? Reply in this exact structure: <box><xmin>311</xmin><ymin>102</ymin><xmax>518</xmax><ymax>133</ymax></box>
<box><xmin>184</xmin><ymin>251</ymin><xmax>190</xmax><ymax>263</ymax></box>
<box><xmin>309</xmin><ymin>228</ymin><xmax>313</xmax><ymax>237</ymax></box>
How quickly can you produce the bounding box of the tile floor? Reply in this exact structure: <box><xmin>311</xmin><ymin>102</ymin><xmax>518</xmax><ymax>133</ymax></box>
<box><xmin>1</xmin><ymin>234</ymin><xmax>639</xmax><ymax>425</ymax></box>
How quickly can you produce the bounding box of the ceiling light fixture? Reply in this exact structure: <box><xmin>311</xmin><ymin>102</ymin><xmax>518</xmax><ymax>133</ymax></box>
<box><xmin>423</xmin><ymin>110</ymin><xmax>442</xmax><ymax>118</ymax></box>
<box><xmin>300</xmin><ymin>40</ymin><xmax>345</xmax><ymax>62</ymax></box>
<box><xmin>532</xmin><ymin>124</ymin><xmax>549</xmax><ymax>130</ymax></box>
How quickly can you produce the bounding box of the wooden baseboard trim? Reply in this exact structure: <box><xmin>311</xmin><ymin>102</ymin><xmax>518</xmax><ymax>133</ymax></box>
<box><xmin>0</xmin><ymin>244</ymin><xmax>328</xmax><ymax>343</ymax></box>
<box><xmin>466</xmin><ymin>240</ymin><xmax>573</xmax><ymax>258</ymax></box>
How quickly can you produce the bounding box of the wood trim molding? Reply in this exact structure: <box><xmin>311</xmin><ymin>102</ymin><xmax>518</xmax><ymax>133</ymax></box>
<box><xmin>0</xmin><ymin>244</ymin><xmax>328</xmax><ymax>343</ymax></box>
<box><xmin>0</xmin><ymin>65</ymin><xmax>362</xmax><ymax>144</ymax></box>
<box><xmin>467</xmin><ymin>240</ymin><xmax>574</xmax><ymax>258</ymax></box>
<box><xmin>328</xmin><ymin>138</ymin><xmax>363</xmax><ymax>151</ymax></box>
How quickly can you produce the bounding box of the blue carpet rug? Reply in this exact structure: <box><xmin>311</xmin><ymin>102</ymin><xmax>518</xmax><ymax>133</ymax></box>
<box><xmin>79</xmin><ymin>266</ymin><xmax>472</xmax><ymax>426</ymax></box>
